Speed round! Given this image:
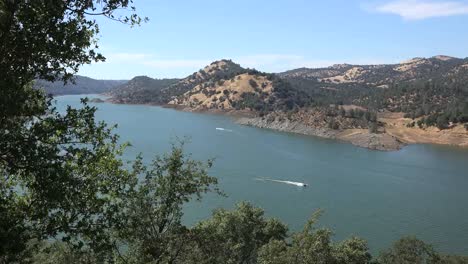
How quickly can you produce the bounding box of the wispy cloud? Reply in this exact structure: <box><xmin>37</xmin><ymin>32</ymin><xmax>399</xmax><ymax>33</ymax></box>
<box><xmin>371</xmin><ymin>0</ymin><xmax>468</xmax><ymax>20</ymax></box>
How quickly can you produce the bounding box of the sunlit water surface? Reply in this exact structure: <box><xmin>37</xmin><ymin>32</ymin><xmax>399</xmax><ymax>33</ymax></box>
<box><xmin>56</xmin><ymin>95</ymin><xmax>468</xmax><ymax>254</ymax></box>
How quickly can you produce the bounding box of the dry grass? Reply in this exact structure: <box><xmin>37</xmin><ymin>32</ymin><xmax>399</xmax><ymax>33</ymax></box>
<box><xmin>380</xmin><ymin>112</ymin><xmax>468</xmax><ymax>147</ymax></box>
<box><xmin>169</xmin><ymin>73</ymin><xmax>273</xmax><ymax>110</ymax></box>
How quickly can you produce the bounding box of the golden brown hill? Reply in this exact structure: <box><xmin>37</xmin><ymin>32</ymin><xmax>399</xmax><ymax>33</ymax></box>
<box><xmin>169</xmin><ymin>73</ymin><xmax>274</xmax><ymax>111</ymax></box>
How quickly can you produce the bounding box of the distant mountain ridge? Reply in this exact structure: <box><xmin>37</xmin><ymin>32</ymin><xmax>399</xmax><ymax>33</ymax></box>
<box><xmin>278</xmin><ymin>55</ymin><xmax>465</xmax><ymax>85</ymax></box>
<box><xmin>109</xmin><ymin>76</ymin><xmax>180</xmax><ymax>104</ymax></box>
<box><xmin>35</xmin><ymin>75</ymin><xmax>127</xmax><ymax>95</ymax></box>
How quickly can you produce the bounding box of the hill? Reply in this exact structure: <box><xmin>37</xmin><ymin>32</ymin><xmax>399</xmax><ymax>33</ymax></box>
<box><xmin>278</xmin><ymin>55</ymin><xmax>468</xmax><ymax>130</ymax></box>
<box><xmin>279</xmin><ymin>56</ymin><xmax>463</xmax><ymax>84</ymax></box>
<box><xmin>108</xmin><ymin>56</ymin><xmax>468</xmax><ymax>150</ymax></box>
<box><xmin>109</xmin><ymin>76</ymin><xmax>180</xmax><ymax>104</ymax></box>
<box><xmin>34</xmin><ymin>75</ymin><xmax>127</xmax><ymax>95</ymax></box>
<box><xmin>111</xmin><ymin>60</ymin><xmax>310</xmax><ymax>113</ymax></box>
<box><xmin>110</xmin><ymin>60</ymin><xmax>246</xmax><ymax>105</ymax></box>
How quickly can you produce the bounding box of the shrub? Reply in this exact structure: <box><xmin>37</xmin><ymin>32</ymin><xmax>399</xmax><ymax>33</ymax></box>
<box><xmin>249</xmin><ymin>79</ymin><xmax>258</xmax><ymax>89</ymax></box>
<box><xmin>436</xmin><ymin>115</ymin><xmax>449</xmax><ymax>129</ymax></box>
<box><xmin>369</xmin><ymin>122</ymin><xmax>378</xmax><ymax>133</ymax></box>
<box><xmin>328</xmin><ymin>119</ymin><xmax>339</xmax><ymax>130</ymax></box>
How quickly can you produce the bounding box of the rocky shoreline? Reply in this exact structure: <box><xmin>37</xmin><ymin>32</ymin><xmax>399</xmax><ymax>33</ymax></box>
<box><xmin>106</xmin><ymin>98</ymin><xmax>467</xmax><ymax>152</ymax></box>
<box><xmin>236</xmin><ymin>116</ymin><xmax>405</xmax><ymax>151</ymax></box>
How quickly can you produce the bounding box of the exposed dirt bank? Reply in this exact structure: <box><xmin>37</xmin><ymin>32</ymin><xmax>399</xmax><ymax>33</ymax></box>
<box><xmin>236</xmin><ymin>117</ymin><xmax>405</xmax><ymax>151</ymax></box>
<box><xmin>106</xmin><ymin>99</ymin><xmax>467</xmax><ymax>151</ymax></box>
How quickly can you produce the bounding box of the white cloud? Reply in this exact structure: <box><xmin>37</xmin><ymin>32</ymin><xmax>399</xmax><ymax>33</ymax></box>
<box><xmin>373</xmin><ymin>0</ymin><xmax>468</xmax><ymax>20</ymax></box>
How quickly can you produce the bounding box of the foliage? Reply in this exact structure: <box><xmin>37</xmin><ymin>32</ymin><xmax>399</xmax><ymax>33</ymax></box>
<box><xmin>113</xmin><ymin>142</ymin><xmax>221</xmax><ymax>264</ymax></box>
<box><xmin>1</xmin><ymin>0</ymin><xmax>144</xmax><ymax>85</ymax></box>
<box><xmin>110</xmin><ymin>76</ymin><xmax>180</xmax><ymax>104</ymax></box>
<box><xmin>112</xmin><ymin>60</ymin><xmax>246</xmax><ymax>105</ymax></box>
<box><xmin>249</xmin><ymin>79</ymin><xmax>259</xmax><ymax>89</ymax></box>
<box><xmin>377</xmin><ymin>236</ymin><xmax>442</xmax><ymax>264</ymax></box>
<box><xmin>189</xmin><ymin>202</ymin><xmax>288</xmax><ymax>264</ymax></box>
<box><xmin>26</xmin><ymin>240</ymin><xmax>98</xmax><ymax>264</ymax></box>
<box><xmin>280</xmin><ymin>60</ymin><xmax>468</xmax><ymax>128</ymax></box>
<box><xmin>1</xmin><ymin>0</ymin><xmax>145</xmax><ymax>262</ymax></box>
<box><xmin>0</xmin><ymin>88</ymin><xmax>138</xmax><ymax>262</ymax></box>
<box><xmin>258</xmin><ymin>210</ymin><xmax>372</xmax><ymax>264</ymax></box>
<box><xmin>108</xmin><ymin>54</ymin><xmax>468</xmax><ymax>131</ymax></box>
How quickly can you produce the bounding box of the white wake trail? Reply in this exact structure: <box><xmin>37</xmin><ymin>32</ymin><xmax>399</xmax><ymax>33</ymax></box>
<box><xmin>255</xmin><ymin>178</ymin><xmax>308</xmax><ymax>187</ymax></box>
<box><xmin>216</xmin><ymin>127</ymin><xmax>233</xmax><ymax>132</ymax></box>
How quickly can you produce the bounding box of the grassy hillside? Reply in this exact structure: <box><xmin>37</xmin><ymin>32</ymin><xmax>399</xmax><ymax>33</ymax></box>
<box><xmin>109</xmin><ymin>56</ymin><xmax>468</xmax><ymax>130</ymax></box>
<box><xmin>110</xmin><ymin>60</ymin><xmax>245</xmax><ymax>105</ymax></box>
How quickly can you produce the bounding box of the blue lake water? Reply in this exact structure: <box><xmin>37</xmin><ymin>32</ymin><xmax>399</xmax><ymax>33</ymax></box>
<box><xmin>56</xmin><ymin>94</ymin><xmax>468</xmax><ymax>254</ymax></box>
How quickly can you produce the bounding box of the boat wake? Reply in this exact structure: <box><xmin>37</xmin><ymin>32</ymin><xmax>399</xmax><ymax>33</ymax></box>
<box><xmin>255</xmin><ymin>178</ymin><xmax>308</xmax><ymax>187</ymax></box>
<box><xmin>216</xmin><ymin>127</ymin><xmax>233</xmax><ymax>132</ymax></box>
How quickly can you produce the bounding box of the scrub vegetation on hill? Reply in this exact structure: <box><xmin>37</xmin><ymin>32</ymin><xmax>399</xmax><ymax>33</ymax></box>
<box><xmin>110</xmin><ymin>56</ymin><xmax>468</xmax><ymax>150</ymax></box>
<box><xmin>111</xmin><ymin>57</ymin><xmax>468</xmax><ymax>132</ymax></box>
<box><xmin>1</xmin><ymin>0</ymin><xmax>468</xmax><ymax>263</ymax></box>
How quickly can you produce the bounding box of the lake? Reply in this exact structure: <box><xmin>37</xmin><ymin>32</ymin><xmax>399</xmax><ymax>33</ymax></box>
<box><xmin>56</xmin><ymin>94</ymin><xmax>468</xmax><ymax>255</ymax></box>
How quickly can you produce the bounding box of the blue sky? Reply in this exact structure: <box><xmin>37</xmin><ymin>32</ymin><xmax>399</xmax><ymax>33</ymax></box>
<box><xmin>78</xmin><ymin>0</ymin><xmax>468</xmax><ymax>79</ymax></box>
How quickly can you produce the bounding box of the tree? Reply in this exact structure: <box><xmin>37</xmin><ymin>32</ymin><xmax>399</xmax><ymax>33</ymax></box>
<box><xmin>328</xmin><ymin>119</ymin><xmax>340</xmax><ymax>130</ymax></box>
<box><xmin>189</xmin><ymin>202</ymin><xmax>288</xmax><ymax>264</ymax></box>
<box><xmin>436</xmin><ymin>115</ymin><xmax>449</xmax><ymax>129</ymax></box>
<box><xmin>258</xmin><ymin>210</ymin><xmax>372</xmax><ymax>264</ymax></box>
<box><xmin>27</xmin><ymin>240</ymin><xmax>98</xmax><ymax>264</ymax></box>
<box><xmin>378</xmin><ymin>237</ymin><xmax>442</xmax><ymax>264</ymax></box>
<box><xmin>369</xmin><ymin>122</ymin><xmax>379</xmax><ymax>134</ymax></box>
<box><xmin>109</xmin><ymin>142</ymin><xmax>221</xmax><ymax>264</ymax></box>
<box><xmin>339</xmin><ymin>107</ymin><xmax>346</xmax><ymax>117</ymax></box>
<box><xmin>258</xmin><ymin>240</ymin><xmax>290</xmax><ymax>264</ymax></box>
<box><xmin>1</xmin><ymin>96</ymin><xmax>142</xmax><ymax>262</ymax></box>
<box><xmin>333</xmin><ymin>237</ymin><xmax>373</xmax><ymax>264</ymax></box>
<box><xmin>1</xmin><ymin>0</ymin><xmax>146</xmax><ymax>261</ymax></box>
<box><xmin>249</xmin><ymin>79</ymin><xmax>259</xmax><ymax>89</ymax></box>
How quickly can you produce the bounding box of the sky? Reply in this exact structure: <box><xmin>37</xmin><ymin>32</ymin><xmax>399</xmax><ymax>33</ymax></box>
<box><xmin>78</xmin><ymin>0</ymin><xmax>468</xmax><ymax>79</ymax></box>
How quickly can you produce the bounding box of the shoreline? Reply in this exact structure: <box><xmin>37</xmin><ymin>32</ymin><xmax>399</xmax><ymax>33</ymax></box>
<box><xmin>235</xmin><ymin>116</ymin><xmax>405</xmax><ymax>151</ymax></box>
<box><xmin>106</xmin><ymin>98</ymin><xmax>468</xmax><ymax>152</ymax></box>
